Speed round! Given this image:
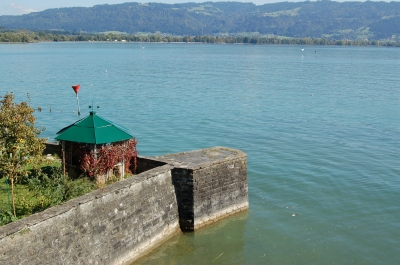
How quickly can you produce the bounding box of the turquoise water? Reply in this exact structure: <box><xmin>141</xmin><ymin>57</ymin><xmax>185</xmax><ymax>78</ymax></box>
<box><xmin>1</xmin><ymin>43</ymin><xmax>399</xmax><ymax>264</ymax></box>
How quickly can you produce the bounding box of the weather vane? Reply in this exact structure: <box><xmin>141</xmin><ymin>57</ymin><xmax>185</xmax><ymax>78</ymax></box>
<box><xmin>89</xmin><ymin>102</ymin><xmax>100</xmax><ymax>111</ymax></box>
<box><xmin>89</xmin><ymin>103</ymin><xmax>100</xmax><ymax>109</ymax></box>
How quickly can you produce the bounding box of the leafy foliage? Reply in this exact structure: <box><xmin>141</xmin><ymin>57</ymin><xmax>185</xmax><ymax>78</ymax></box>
<box><xmin>80</xmin><ymin>139</ymin><xmax>138</xmax><ymax>182</ymax></box>
<box><xmin>0</xmin><ymin>93</ymin><xmax>46</xmax><ymax>216</ymax></box>
<box><xmin>0</xmin><ymin>210</ymin><xmax>17</xmax><ymax>226</ymax></box>
<box><xmin>0</xmin><ymin>165</ymin><xmax>95</xmax><ymax>226</ymax></box>
<box><xmin>0</xmin><ymin>1</ymin><xmax>399</xmax><ymax>40</ymax></box>
<box><xmin>27</xmin><ymin>166</ymin><xmax>95</xmax><ymax>209</ymax></box>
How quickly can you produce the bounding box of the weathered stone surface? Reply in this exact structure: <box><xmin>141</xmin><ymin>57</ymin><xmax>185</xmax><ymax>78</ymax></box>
<box><xmin>135</xmin><ymin>157</ymin><xmax>167</xmax><ymax>174</ymax></box>
<box><xmin>156</xmin><ymin>146</ymin><xmax>249</xmax><ymax>231</ymax></box>
<box><xmin>0</xmin><ymin>164</ymin><xmax>180</xmax><ymax>265</ymax></box>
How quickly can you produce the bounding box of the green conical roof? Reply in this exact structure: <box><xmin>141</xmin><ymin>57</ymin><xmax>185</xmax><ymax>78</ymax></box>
<box><xmin>55</xmin><ymin>111</ymin><xmax>133</xmax><ymax>144</ymax></box>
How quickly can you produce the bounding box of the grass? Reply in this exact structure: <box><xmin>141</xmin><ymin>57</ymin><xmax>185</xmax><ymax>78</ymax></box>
<box><xmin>24</xmin><ymin>159</ymin><xmax>61</xmax><ymax>170</ymax></box>
<box><xmin>1</xmin><ymin>160</ymin><xmax>62</xmax><ymax>213</ymax></box>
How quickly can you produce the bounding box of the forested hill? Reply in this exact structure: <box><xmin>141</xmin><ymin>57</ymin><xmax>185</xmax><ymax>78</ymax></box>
<box><xmin>0</xmin><ymin>1</ymin><xmax>399</xmax><ymax>40</ymax></box>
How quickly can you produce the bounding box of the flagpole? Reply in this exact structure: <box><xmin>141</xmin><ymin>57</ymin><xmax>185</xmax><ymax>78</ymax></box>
<box><xmin>76</xmin><ymin>93</ymin><xmax>81</xmax><ymax>115</ymax></box>
<box><xmin>72</xmin><ymin>84</ymin><xmax>81</xmax><ymax>116</ymax></box>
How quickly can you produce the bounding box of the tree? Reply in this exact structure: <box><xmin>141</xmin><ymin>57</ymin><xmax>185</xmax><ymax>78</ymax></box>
<box><xmin>0</xmin><ymin>93</ymin><xmax>46</xmax><ymax>217</ymax></box>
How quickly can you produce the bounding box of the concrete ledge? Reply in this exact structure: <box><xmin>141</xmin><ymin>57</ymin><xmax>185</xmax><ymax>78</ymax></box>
<box><xmin>154</xmin><ymin>146</ymin><xmax>247</xmax><ymax>170</ymax></box>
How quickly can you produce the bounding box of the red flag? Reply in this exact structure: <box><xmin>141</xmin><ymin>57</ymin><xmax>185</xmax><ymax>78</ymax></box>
<box><xmin>72</xmin><ymin>85</ymin><xmax>80</xmax><ymax>94</ymax></box>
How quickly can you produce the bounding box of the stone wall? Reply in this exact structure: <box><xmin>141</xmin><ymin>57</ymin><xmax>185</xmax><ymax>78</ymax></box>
<box><xmin>1</xmin><ymin>147</ymin><xmax>248</xmax><ymax>264</ymax></box>
<box><xmin>135</xmin><ymin>157</ymin><xmax>167</xmax><ymax>174</ymax></box>
<box><xmin>170</xmin><ymin>168</ymin><xmax>194</xmax><ymax>231</ymax></box>
<box><xmin>43</xmin><ymin>141</ymin><xmax>60</xmax><ymax>155</ymax></box>
<box><xmin>155</xmin><ymin>147</ymin><xmax>249</xmax><ymax>231</ymax></box>
<box><xmin>192</xmin><ymin>156</ymin><xmax>248</xmax><ymax>230</ymax></box>
<box><xmin>0</xmin><ymin>164</ymin><xmax>180</xmax><ymax>265</ymax></box>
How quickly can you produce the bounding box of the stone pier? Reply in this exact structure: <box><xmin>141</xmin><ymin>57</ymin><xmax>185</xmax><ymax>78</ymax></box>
<box><xmin>0</xmin><ymin>146</ymin><xmax>248</xmax><ymax>264</ymax></box>
<box><xmin>155</xmin><ymin>147</ymin><xmax>249</xmax><ymax>231</ymax></box>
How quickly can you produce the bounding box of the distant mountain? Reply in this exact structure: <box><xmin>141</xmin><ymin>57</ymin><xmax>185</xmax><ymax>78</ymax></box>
<box><xmin>0</xmin><ymin>1</ymin><xmax>399</xmax><ymax>40</ymax></box>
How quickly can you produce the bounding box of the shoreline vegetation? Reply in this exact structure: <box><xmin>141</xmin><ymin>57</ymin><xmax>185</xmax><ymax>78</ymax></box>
<box><xmin>1</xmin><ymin>30</ymin><xmax>399</xmax><ymax>47</ymax></box>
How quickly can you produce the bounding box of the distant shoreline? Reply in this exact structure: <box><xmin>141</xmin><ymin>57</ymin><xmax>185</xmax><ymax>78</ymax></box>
<box><xmin>1</xmin><ymin>40</ymin><xmax>399</xmax><ymax>47</ymax></box>
<box><xmin>1</xmin><ymin>30</ymin><xmax>399</xmax><ymax>47</ymax></box>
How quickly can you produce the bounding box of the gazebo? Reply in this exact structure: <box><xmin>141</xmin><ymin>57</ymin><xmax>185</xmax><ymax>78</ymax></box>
<box><xmin>55</xmin><ymin>111</ymin><xmax>137</xmax><ymax>182</ymax></box>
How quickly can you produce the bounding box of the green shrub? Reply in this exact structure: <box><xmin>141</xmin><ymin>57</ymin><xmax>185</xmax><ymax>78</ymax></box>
<box><xmin>28</xmin><ymin>166</ymin><xmax>95</xmax><ymax>207</ymax></box>
<box><xmin>64</xmin><ymin>177</ymin><xmax>95</xmax><ymax>201</ymax></box>
<box><xmin>0</xmin><ymin>210</ymin><xmax>17</xmax><ymax>226</ymax></box>
<box><xmin>28</xmin><ymin>166</ymin><xmax>67</xmax><ymax>206</ymax></box>
<box><xmin>0</xmin><ymin>165</ymin><xmax>102</xmax><ymax>227</ymax></box>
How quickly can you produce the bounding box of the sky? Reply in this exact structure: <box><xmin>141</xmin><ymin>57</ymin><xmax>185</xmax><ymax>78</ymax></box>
<box><xmin>0</xmin><ymin>0</ymin><xmax>396</xmax><ymax>16</ymax></box>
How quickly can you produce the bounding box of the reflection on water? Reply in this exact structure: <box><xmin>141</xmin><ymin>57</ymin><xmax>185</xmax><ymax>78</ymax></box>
<box><xmin>134</xmin><ymin>211</ymin><xmax>248</xmax><ymax>265</ymax></box>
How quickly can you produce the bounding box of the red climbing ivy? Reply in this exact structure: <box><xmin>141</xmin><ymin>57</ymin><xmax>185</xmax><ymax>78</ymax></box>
<box><xmin>79</xmin><ymin>139</ymin><xmax>138</xmax><ymax>179</ymax></box>
<box><xmin>122</xmin><ymin>138</ymin><xmax>138</xmax><ymax>175</ymax></box>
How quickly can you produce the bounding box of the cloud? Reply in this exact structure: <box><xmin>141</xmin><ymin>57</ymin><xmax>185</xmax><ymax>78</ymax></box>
<box><xmin>9</xmin><ymin>3</ymin><xmax>37</xmax><ymax>15</ymax></box>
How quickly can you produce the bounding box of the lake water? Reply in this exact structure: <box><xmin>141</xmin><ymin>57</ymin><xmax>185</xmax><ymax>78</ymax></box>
<box><xmin>1</xmin><ymin>42</ymin><xmax>399</xmax><ymax>264</ymax></box>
